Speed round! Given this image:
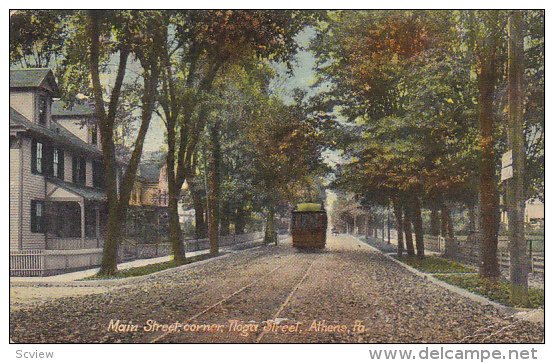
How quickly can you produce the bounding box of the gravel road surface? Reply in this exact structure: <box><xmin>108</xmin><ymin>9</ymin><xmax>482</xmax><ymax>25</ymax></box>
<box><xmin>10</xmin><ymin>235</ymin><xmax>543</xmax><ymax>343</ymax></box>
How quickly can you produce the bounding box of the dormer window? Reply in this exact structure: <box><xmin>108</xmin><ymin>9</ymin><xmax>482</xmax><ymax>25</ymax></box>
<box><xmin>38</xmin><ymin>95</ymin><xmax>47</xmax><ymax>125</ymax></box>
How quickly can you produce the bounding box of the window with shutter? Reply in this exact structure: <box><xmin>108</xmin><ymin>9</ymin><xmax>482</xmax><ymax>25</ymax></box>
<box><xmin>72</xmin><ymin>156</ymin><xmax>83</xmax><ymax>184</ymax></box>
<box><xmin>31</xmin><ymin>140</ymin><xmax>37</xmax><ymax>173</ymax></box>
<box><xmin>31</xmin><ymin>200</ymin><xmax>45</xmax><ymax>233</ymax></box>
<box><xmin>58</xmin><ymin>149</ymin><xmax>65</xmax><ymax>179</ymax></box>
<box><xmin>43</xmin><ymin>142</ymin><xmax>53</xmax><ymax>176</ymax></box>
<box><xmin>53</xmin><ymin>149</ymin><xmax>59</xmax><ymax>177</ymax></box>
<box><xmin>35</xmin><ymin>141</ymin><xmax>43</xmax><ymax>174</ymax></box>
<box><xmin>92</xmin><ymin>160</ymin><xmax>105</xmax><ymax>188</ymax></box>
<box><xmin>80</xmin><ymin>158</ymin><xmax>86</xmax><ymax>185</ymax></box>
<box><xmin>72</xmin><ymin>156</ymin><xmax>78</xmax><ymax>183</ymax></box>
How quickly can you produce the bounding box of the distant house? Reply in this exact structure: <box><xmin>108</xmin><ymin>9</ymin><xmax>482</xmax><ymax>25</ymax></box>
<box><xmin>127</xmin><ymin>162</ymin><xmax>170</xmax><ymax>243</ymax></box>
<box><xmin>132</xmin><ymin>163</ymin><xmax>169</xmax><ymax>208</ymax></box>
<box><xmin>525</xmin><ymin>199</ymin><xmax>545</xmax><ymax>228</ymax></box>
<box><xmin>10</xmin><ymin>68</ymin><xmax>109</xmax><ymax>275</ymax></box>
<box><xmin>500</xmin><ymin>198</ymin><xmax>545</xmax><ymax>230</ymax></box>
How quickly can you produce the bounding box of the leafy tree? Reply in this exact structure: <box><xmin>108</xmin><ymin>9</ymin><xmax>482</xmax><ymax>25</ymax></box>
<box><xmin>89</xmin><ymin>11</ymin><xmax>167</xmax><ymax>274</ymax></box>
<box><xmin>313</xmin><ymin>11</ymin><xmax>464</xmax><ymax>258</ymax></box>
<box><xmin>10</xmin><ymin>10</ymin><xmax>69</xmax><ymax>67</ymax></box>
<box><xmin>158</xmin><ymin>10</ymin><xmax>322</xmax><ymax>261</ymax></box>
<box><xmin>244</xmin><ymin>93</ymin><xmax>327</xmax><ymax>243</ymax></box>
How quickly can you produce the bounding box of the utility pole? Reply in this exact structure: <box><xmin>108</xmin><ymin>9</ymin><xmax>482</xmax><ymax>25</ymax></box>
<box><xmin>506</xmin><ymin>10</ymin><xmax>529</xmax><ymax>306</ymax></box>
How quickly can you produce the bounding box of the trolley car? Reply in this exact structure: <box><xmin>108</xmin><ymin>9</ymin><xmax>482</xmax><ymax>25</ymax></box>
<box><xmin>291</xmin><ymin>203</ymin><xmax>327</xmax><ymax>249</ymax></box>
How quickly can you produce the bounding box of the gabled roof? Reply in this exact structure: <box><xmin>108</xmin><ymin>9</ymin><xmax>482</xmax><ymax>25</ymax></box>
<box><xmin>52</xmin><ymin>100</ymin><xmax>95</xmax><ymax>118</ymax></box>
<box><xmin>10</xmin><ymin>107</ymin><xmax>102</xmax><ymax>158</ymax></box>
<box><xmin>46</xmin><ymin>177</ymin><xmax>106</xmax><ymax>202</ymax></box>
<box><xmin>10</xmin><ymin>68</ymin><xmax>61</xmax><ymax>97</ymax></box>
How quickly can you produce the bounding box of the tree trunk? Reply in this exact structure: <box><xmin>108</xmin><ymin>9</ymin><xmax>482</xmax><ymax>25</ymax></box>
<box><xmin>207</xmin><ymin>120</ymin><xmax>221</xmax><ymax>254</ymax></box>
<box><xmin>186</xmin><ymin>172</ymin><xmax>207</xmax><ymax>239</ymax></box>
<box><xmin>440</xmin><ymin>205</ymin><xmax>448</xmax><ymax>238</ymax></box>
<box><xmin>167</xmin><ymin>193</ymin><xmax>186</xmax><ymax>264</ymax></box>
<box><xmin>89</xmin><ymin>11</ymin><xmax>160</xmax><ymax>275</ymax></box>
<box><xmin>477</xmin><ymin>17</ymin><xmax>501</xmax><ymax>280</ymax></box>
<box><xmin>403</xmin><ymin>206</ymin><xmax>415</xmax><ymax>256</ymax></box>
<box><xmin>392</xmin><ymin>197</ymin><xmax>404</xmax><ymax>258</ymax></box>
<box><xmin>235</xmin><ymin>205</ymin><xmax>247</xmax><ymax>235</ymax></box>
<box><xmin>410</xmin><ymin>197</ymin><xmax>425</xmax><ymax>258</ymax></box>
<box><xmin>430</xmin><ymin>207</ymin><xmax>440</xmax><ymax>236</ymax></box>
<box><xmin>264</xmin><ymin>204</ymin><xmax>277</xmax><ymax>244</ymax></box>
<box><xmin>468</xmin><ymin>204</ymin><xmax>477</xmax><ymax>233</ymax></box>
<box><xmin>100</xmin><ymin>205</ymin><xmax>124</xmax><ymax>274</ymax></box>
<box><xmin>192</xmin><ymin>193</ymin><xmax>207</xmax><ymax>239</ymax></box>
<box><xmin>220</xmin><ymin>201</ymin><xmax>231</xmax><ymax>236</ymax></box>
<box><xmin>441</xmin><ymin>204</ymin><xmax>455</xmax><ymax>239</ymax></box>
<box><xmin>446</xmin><ymin>207</ymin><xmax>455</xmax><ymax>239</ymax></box>
<box><xmin>507</xmin><ymin>10</ymin><xmax>529</xmax><ymax>306</ymax></box>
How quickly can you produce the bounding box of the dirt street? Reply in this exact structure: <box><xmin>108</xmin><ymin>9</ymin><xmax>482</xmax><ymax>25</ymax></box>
<box><xmin>10</xmin><ymin>235</ymin><xmax>543</xmax><ymax>343</ymax></box>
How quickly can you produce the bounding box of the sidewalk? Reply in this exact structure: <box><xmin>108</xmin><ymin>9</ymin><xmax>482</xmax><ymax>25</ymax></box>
<box><xmin>10</xmin><ymin>236</ymin><xmax>280</xmax><ymax>283</ymax></box>
<box><xmin>9</xmin><ymin>248</ymin><xmax>212</xmax><ymax>283</ymax></box>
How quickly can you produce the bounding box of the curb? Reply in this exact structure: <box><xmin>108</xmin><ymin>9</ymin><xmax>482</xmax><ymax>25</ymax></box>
<box><xmin>351</xmin><ymin>235</ymin><xmax>543</xmax><ymax>322</ymax></box>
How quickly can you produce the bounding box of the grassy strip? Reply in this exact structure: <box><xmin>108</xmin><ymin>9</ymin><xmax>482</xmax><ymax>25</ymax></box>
<box><xmin>435</xmin><ymin>273</ymin><xmax>544</xmax><ymax>309</ymax></box>
<box><xmin>397</xmin><ymin>255</ymin><xmax>476</xmax><ymax>274</ymax></box>
<box><xmin>83</xmin><ymin>253</ymin><xmax>218</xmax><ymax>280</ymax></box>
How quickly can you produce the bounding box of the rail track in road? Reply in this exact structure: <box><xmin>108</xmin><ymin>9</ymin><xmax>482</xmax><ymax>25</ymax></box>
<box><xmin>12</xmin><ymin>235</ymin><xmax>542</xmax><ymax>344</ymax></box>
<box><xmin>150</xmin><ymin>253</ymin><xmax>321</xmax><ymax>343</ymax></box>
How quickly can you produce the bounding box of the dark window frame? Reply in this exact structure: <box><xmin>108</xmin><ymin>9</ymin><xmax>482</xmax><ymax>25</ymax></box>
<box><xmin>38</xmin><ymin>95</ymin><xmax>47</xmax><ymax>125</ymax></box>
<box><xmin>92</xmin><ymin>160</ymin><xmax>105</xmax><ymax>188</ymax></box>
<box><xmin>31</xmin><ymin>140</ymin><xmax>43</xmax><ymax>174</ymax></box>
<box><xmin>52</xmin><ymin>148</ymin><xmax>64</xmax><ymax>179</ymax></box>
<box><xmin>53</xmin><ymin>148</ymin><xmax>58</xmax><ymax>177</ymax></box>
<box><xmin>30</xmin><ymin>200</ymin><xmax>45</xmax><ymax>233</ymax></box>
<box><xmin>72</xmin><ymin>156</ymin><xmax>86</xmax><ymax>185</ymax></box>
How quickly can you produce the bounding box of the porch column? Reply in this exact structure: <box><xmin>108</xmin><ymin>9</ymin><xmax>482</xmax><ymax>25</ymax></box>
<box><xmin>79</xmin><ymin>199</ymin><xmax>85</xmax><ymax>246</ymax></box>
<box><xmin>95</xmin><ymin>206</ymin><xmax>100</xmax><ymax>248</ymax></box>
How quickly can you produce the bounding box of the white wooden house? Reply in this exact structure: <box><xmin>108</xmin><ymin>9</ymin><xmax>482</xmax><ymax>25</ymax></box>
<box><xmin>9</xmin><ymin>68</ymin><xmax>109</xmax><ymax>276</ymax></box>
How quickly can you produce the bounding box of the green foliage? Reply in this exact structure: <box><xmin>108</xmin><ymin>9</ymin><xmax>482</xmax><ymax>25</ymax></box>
<box><xmin>318</xmin><ymin>11</ymin><xmax>482</xmax><ymax>209</ymax></box>
<box><xmin>329</xmin><ymin>192</ymin><xmax>368</xmax><ymax>232</ymax></box>
<box><xmin>10</xmin><ymin>10</ymin><xmax>70</xmax><ymax>68</ymax></box>
<box><xmin>84</xmin><ymin>253</ymin><xmax>217</xmax><ymax>279</ymax></box>
<box><xmin>315</xmin><ymin>10</ymin><xmax>543</xmax><ymax>215</ymax></box>
<box><xmin>435</xmin><ymin>274</ymin><xmax>544</xmax><ymax>308</ymax></box>
<box><xmin>398</xmin><ymin>256</ymin><xmax>476</xmax><ymax>274</ymax></box>
<box><xmin>522</xmin><ymin>10</ymin><xmax>545</xmax><ymax>201</ymax></box>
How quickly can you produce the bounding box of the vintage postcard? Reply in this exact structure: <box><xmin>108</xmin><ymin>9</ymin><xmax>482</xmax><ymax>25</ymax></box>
<box><xmin>8</xmin><ymin>5</ymin><xmax>545</xmax><ymax>357</ymax></box>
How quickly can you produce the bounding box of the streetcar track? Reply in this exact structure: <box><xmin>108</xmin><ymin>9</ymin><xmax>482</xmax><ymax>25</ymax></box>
<box><xmin>150</xmin><ymin>264</ymin><xmax>284</xmax><ymax>343</ymax></box>
<box><xmin>140</xmin><ymin>249</ymin><xmax>288</xmax><ymax>308</ymax></box>
<box><xmin>255</xmin><ymin>258</ymin><xmax>319</xmax><ymax>343</ymax></box>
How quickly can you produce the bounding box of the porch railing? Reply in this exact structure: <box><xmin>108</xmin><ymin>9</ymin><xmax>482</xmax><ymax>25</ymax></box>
<box><xmin>46</xmin><ymin>237</ymin><xmax>102</xmax><ymax>250</ymax></box>
<box><xmin>10</xmin><ymin>250</ymin><xmax>44</xmax><ymax>277</ymax></box>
